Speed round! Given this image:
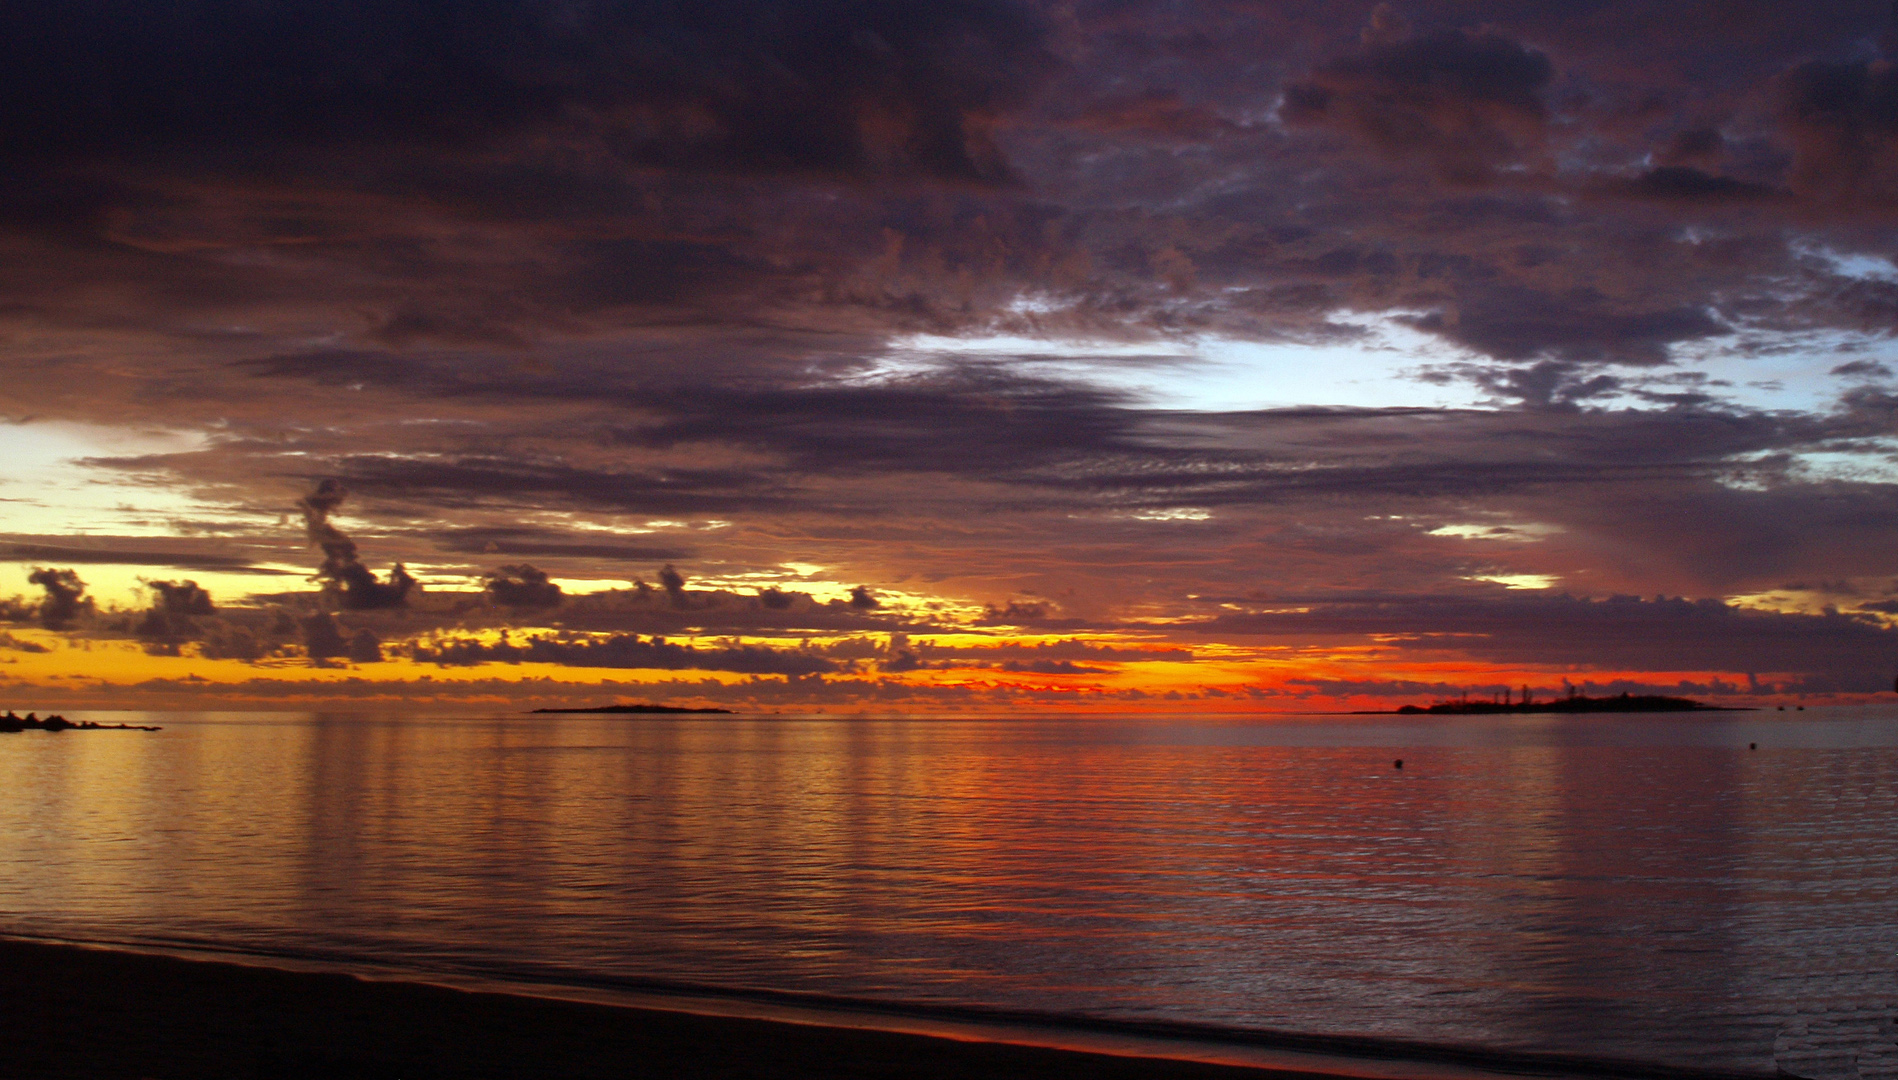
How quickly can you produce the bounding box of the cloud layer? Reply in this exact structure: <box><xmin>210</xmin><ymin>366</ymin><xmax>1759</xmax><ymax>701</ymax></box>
<box><xmin>5</xmin><ymin>1</ymin><xmax>1898</xmax><ymax>707</ymax></box>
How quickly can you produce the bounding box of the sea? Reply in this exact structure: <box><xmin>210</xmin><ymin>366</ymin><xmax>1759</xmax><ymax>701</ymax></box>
<box><xmin>1</xmin><ymin>708</ymin><xmax>1893</xmax><ymax>1078</ymax></box>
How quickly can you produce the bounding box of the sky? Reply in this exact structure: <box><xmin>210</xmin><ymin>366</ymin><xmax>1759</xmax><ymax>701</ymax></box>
<box><xmin>6</xmin><ymin>0</ymin><xmax>1898</xmax><ymax>712</ymax></box>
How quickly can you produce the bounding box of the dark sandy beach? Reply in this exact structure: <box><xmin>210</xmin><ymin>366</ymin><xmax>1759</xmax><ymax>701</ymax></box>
<box><xmin>0</xmin><ymin>938</ymin><xmax>1358</xmax><ymax>1080</ymax></box>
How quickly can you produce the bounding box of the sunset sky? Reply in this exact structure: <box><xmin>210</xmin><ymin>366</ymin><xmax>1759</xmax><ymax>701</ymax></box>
<box><xmin>6</xmin><ymin>0</ymin><xmax>1898</xmax><ymax>711</ymax></box>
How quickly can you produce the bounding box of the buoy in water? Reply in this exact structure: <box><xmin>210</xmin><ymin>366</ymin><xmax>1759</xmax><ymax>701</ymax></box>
<box><xmin>1749</xmin><ymin>743</ymin><xmax>1757</xmax><ymax>750</ymax></box>
<box><xmin>1394</xmin><ymin>759</ymin><xmax>1403</xmax><ymax>769</ymax></box>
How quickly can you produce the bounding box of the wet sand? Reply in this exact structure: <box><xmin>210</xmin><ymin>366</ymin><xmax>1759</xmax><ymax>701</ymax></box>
<box><xmin>0</xmin><ymin>938</ymin><xmax>1351</xmax><ymax>1080</ymax></box>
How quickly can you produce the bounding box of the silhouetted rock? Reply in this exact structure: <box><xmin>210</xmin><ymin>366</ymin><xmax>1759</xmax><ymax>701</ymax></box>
<box><xmin>0</xmin><ymin>710</ymin><xmax>160</xmax><ymax>732</ymax></box>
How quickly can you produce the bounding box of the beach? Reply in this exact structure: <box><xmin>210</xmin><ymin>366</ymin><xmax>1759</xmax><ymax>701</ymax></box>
<box><xmin>0</xmin><ymin>938</ymin><xmax>1349</xmax><ymax>1080</ymax></box>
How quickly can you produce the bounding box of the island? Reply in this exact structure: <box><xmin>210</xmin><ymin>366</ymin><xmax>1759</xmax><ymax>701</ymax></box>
<box><xmin>0</xmin><ymin>711</ymin><xmax>162</xmax><ymax>732</ymax></box>
<box><xmin>1393</xmin><ymin>691</ymin><xmax>1743</xmax><ymax>715</ymax></box>
<box><xmin>529</xmin><ymin>704</ymin><xmax>735</xmax><ymax>715</ymax></box>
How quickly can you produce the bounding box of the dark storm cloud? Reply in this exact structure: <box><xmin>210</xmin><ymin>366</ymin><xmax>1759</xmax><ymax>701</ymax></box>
<box><xmin>1779</xmin><ymin>51</ymin><xmax>1898</xmax><ymax>205</ymax></box>
<box><xmin>0</xmin><ymin>1</ymin><xmax>1063</xmax><ymax>358</ymax></box>
<box><xmin>1281</xmin><ymin>15</ymin><xmax>1553</xmax><ymax>184</ymax></box>
<box><xmin>0</xmin><ymin>0</ymin><xmax>1054</xmax><ymax>183</ymax></box>
<box><xmin>409</xmin><ymin>632</ymin><xmax>841</xmax><ymax>675</ymax></box>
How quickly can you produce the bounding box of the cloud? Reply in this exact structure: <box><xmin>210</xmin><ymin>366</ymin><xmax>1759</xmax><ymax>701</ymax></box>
<box><xmin>10</xmin><ymin>0</ymin><xmax>1898</xmax><ymax>710</ymax></box>
<box><xmin>409</xmin><ymin>632</ymin><xmax>841</xmax><ymax>675</ymax></box>
<box><xmin>1064</xmin><ymin>91</ymin><xmax>1237</xmax><ymax>140</ymax></box>
<box><xmin>0</xmin><ymin>629</ymin><xmax>49</xmax><ymax>653</ymax></box>
<box><xmin>434</xmin><ymin>527</ymin><xmax>690</xmax><ymax>563</ymax></box>
<box><xmin>195</xmin><ymin>620</ymin><xmax>281</xmax><ymax>662</ymax></box>
<box><xmin>348</xmin><ymin>628</ymin><xmax>385</xmax><ymax>664</ymax></box>
<box><xmin>484</xmin><ymin>564</ymin><xmax>563</xmax><ymax>609</ymax></box>
<box><xmin>329</xmin><ymin>456</ymin><xmax>793</xmax><ymax>517</ymax></box>
<box><xmin>0</xmin><ymin>540</ymin><xmax>286</xmax><ymax>574</ymax></box>
<box><xmin>658</xmin><ymin>564</ymin><xmax>688</xmax><ymax>608</ymax></box>
<box><xmin>1282</xmin><ymin>15</ymin><xmax>1553</xmax><ymax>183</ymax></box>
<box><xmin>298</xmin><ymin>480</ymin><xmax>417</xmax><ymax>610</ymax></box>
<box><xmin>0</xmin><ymin>0</ymin><xmax>1056</xmax><ymax>185</ymax></box>
<box><xmin>300</xmin><ymin>612</ymin><xmax>350</xmax><ymax>662</ymax></box>
<box><xmin>147</xmin><ymin>580</ymin><xmax>216</xmax><ymax>617</ymax></box>
<box><xmin>1831</xmin><ymin>359</ymin><xmax>1895</xmax><ymax>378</ymax></box>
<box><xmin>1612</xmin><ymin>166</ymin><xmax>1780</xmax><ymax>204</ymax></box>
<box><xmin>918</xmin><ymin>638</ymin><xmax>1193</xmax><ymax>663</ymax></box>
<box><xmin>1199</xmin><ymin>592</ymin><xmax>1898</xmax><ymax>691</ymax></box>
<box><xmin>1779</xmin><ymin>53</ymin><xmax>1898</xmax><ymax>205</ymax></box>
<box><xmin>997</xmin><ymin>659</ymin><xmax>1103</xmax><ymax>674</ymax></box>
<box><xmin>134</xmin><ymin>580</ymin><xmax>215</xmax><ymax>645</ymax></box>
<box><xmin>611</xmin><ymin>368</ymin><xmax>1141</xmax><ymax>478</ymax></box>
<box><xmin>1407</xmin><ymin>287</ymin><xmax>1725</xmax><ymax>368</ymax></box>
<box><xmin>26</xmin><ymin>568</ymin><xmax>90</xmax><ymax>630</ymax></box>
<box><xmin>500</xmin><ymin>582</ymin><xmax>919</xmax><ymax>635</ymax></box>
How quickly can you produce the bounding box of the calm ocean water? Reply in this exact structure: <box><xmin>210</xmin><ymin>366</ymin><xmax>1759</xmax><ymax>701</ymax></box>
<box><xmin>1</xmin><ymin>708</ymin><xmax>1893</xmax><ymax>1076</ymax></box>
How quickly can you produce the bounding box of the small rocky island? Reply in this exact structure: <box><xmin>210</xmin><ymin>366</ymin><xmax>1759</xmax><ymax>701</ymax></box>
<box><xmin>1395</xmin><ymin>691</ymin><xmax>1741</xmax><ymax>715</ymax></box>
<box><xmin>529</xmin><ymin>704</ymin><xmax>734</xmax><ymax>715</ymax></box>
<box><xmin>0</xmin><ymin>711</ymin><xmax>162</xmax><ymax>732</ymax></box>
